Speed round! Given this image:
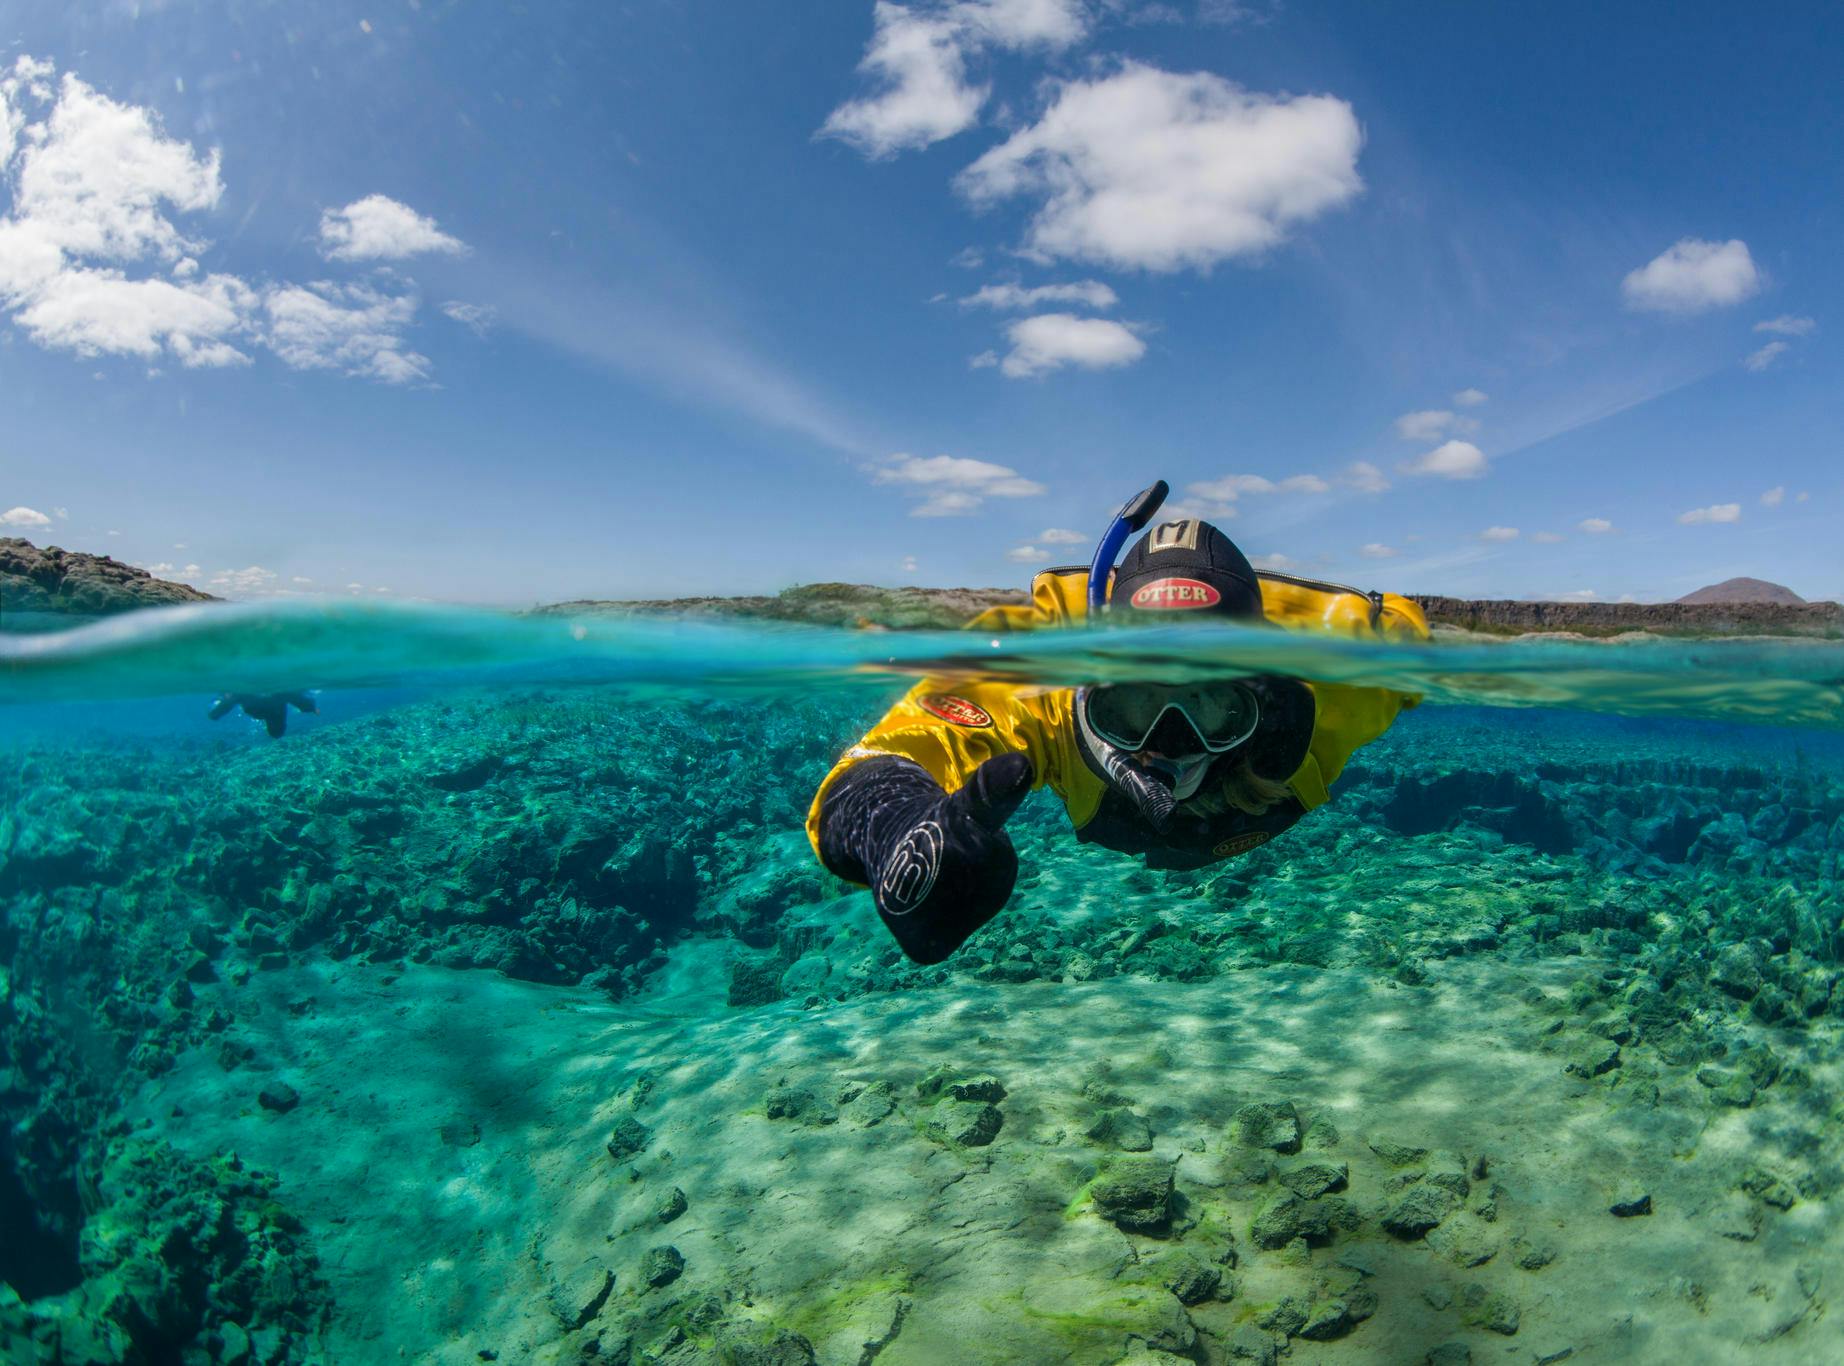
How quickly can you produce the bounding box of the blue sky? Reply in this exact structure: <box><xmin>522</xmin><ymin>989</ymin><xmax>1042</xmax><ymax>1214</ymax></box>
<box><xmin>1</xmin><ymin>0</ymin><xmax>1838</xmax><ymax>605</ymax></box>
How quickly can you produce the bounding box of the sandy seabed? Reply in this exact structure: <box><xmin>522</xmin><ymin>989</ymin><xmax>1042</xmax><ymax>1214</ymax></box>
<box><xmin>130</xmin><ymin>947</ymin><xmax>1840</xmax><ymax>1366</ymax></box>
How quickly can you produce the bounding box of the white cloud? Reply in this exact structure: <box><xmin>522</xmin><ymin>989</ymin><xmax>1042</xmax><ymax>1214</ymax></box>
<box><xmin>1398</xmin><ymin>440</ymin><xmax>1487</xmax><ymax>480</ymax></box>
<box><xmin>1677</xmin><ymin>503</ymin><xmax>1741</xmax><ymax>525</ymax></box>
<box><xmin>996</xmin><ymin>312</ymin><xmax>1145</xmax><ymax>377</ymax></box>
<box><xmin>1342</xmin><ymin>460</ymin><xmax>1389</xmax><ymax>494</ymax></box>
<box><xmin>1006</xmin><ymin>544</ymin><xmax>1051</xmax><ymax>563</ymax></box>
<box><xmin>265</xmin><ymin>281</ymin><xmax>431</xmax><ymax>384</ymax></box>
<box><xmin>207</xmin><ymin>565</ymin><xmax>279</xmax><ymax>595</ymax></box>
<box><xmin>873</xmin><ymin>452</ymin><xmax>1046</xmax><ymax>516</ymax></box>
<box><xmin>956</xmin><ymin>63</ymin><xmax>1363</xmax><ymax>272</ymax></box>
<box><xmin>1554</xmin><ymin>589</ymin><xmax>1598</xmax><ymax>602</ymax></box>
<box><xmin>1393</xmin><ymin>409</ymin><xmax>1478</xmax><ymax>441</ymax></box>
<box><xmin>318</xmin><ymin>194</ymin><xmax>464</xmax><ymax>262</ymax></box>
<box><xmin>1530</xmin><ymin>531</ymin><xmax>1565</xmax><ymax>544</ymax></box>
<box><xmin>960</xmin><ymin>279</ymin><xmax>1118</xmax><ymax>310</ymax></box>
<box><xmin>900</xmin><ymin>554</ymin><xmax>919</xmax><ymax>573</ymax></box>
<box><xmin>821</xmin><ymin>0</ymin><xmax>1089</xmax><ymax>158</ymax></box>
<box><xmin>1577</xmin><ymin>517</ymin><xmax>1614</xmax><ymax>533</ymax></box>
<box><xmin>441</xmin><ymin>300</ymin><xmax>495</xmax><ymax>335</ymax></box>
<box><xmin>0</xmin><ymin>56</ymin><xmax>447</xmax><ymax>382</ymax></box>
<box><xmin>291</xmin><ymin>575</ymin><xmax>314</xmax><ymax>584</ymax></box>
<box><xmin>1480</xmin><ymin>525</ymin><xmax>1519</xmax><ymax>542</ymax></box>
<box><xmin>1754</xmin><ymin>315</ymin><xmax>1814</xmax><ymax>337</ymax></box>
<box><xmin>1249</xmin><ymin>552</ymin><xmax>1295</xmax><ymax>570</ymax></box>
<box><xmin>968</xmin><ymin>349</ymin><xmax>999</xmax><ymax>368</ymax></box>
<box><xmin>0</xmin><ymin>59</ymin><xmax>259</xmax><ymax>367</ymax></box>
<box><xmin>1038</xmin><ymin>526</ymin><xmax>1086</xmax><ymax>544</ymax></box>
<box><xmin>1743</xmin><ymin>340</ymin><xmax>1788</xmax><ymax>372</ymax></box>
<box><xmin>1451</xmin><ymin>387</ymin><xmax>1488</xmax><ymax>407</ymax></box>
<box><xmin>1189</xmin><ymin>473</ymin><xmax>1328</xmax><ymax>500</ymax></box>
<box><xmin>1621</xmin><ymin>238</ymin><xmax>1760</xmax><ymax>314</ymax></box>
<box><xmin>1</xmin><ymin>505</ymin><xmax>53</xmax><ymax>528</ymax></box>
<box><xmin>1760</xmin><ymin>486</ymin><xmax>1785</xmax><ymax>507</ymax></box>
<box><xmin>1359</xmin><ymin>542</ymin><xmax>1398</xmax><ymax>558</ymax></box>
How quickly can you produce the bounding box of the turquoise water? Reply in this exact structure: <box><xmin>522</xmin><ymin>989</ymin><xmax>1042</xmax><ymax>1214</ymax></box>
<box><xmin>3</xmin><ymin>604</ymin><xmax>1842</xmax><ymax>1364</ymax></box>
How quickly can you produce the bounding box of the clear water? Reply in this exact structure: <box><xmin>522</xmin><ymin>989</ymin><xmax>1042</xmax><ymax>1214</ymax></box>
<box><xmin>2</xmin><ymin>604</ymin><xmax>1841</xmax><ymax>1365</ymax></box>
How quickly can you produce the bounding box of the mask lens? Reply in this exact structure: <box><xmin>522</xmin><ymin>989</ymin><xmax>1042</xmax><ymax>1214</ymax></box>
<box><xmin>1086</xmin><ymin>682</ymin><xmax>1260</xmax><ymax>752</ymax></box>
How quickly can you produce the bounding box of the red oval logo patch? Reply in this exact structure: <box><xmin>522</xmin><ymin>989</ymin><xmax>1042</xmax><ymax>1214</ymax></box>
<box><xmin>917</xmin><ymin>694</ymin><xmax>994</xmax><ymax>727</ymax></box>
<box><xmin>1129</xmin><ymin>577</ymin><xmax>1222</xmax><ymax>610</ymax></box>
<box><xmin>1211</xmin><ymin>832</ymin><xmax>1271</xmax><ymax>859</ymax></box>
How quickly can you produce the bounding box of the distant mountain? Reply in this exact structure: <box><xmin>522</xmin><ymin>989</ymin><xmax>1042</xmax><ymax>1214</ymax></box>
<box><xmin>1676</xmin><ymin>577</ymin><xmax>1806</xmax><ymax>606</ymax></box>
<box><xmin>0</xmin><ymin>537</ymin><xmax>218</xmax><ymax>618</ymax></box>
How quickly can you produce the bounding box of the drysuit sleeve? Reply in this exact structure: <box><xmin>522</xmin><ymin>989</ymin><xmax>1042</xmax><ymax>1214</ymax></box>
<box><xmin>1286</xmin><ymin>595</ymin><xmax>1432</xmax><ymax>806</ymax></box>
<box><xmin>805</xmin><ymin>680</ymin><xmax>1057</xmax><ymax>861</ymax></box>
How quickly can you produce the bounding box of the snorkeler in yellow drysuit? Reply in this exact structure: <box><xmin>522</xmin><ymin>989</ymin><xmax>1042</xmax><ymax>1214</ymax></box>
<box><xmin>807</xmin><ymin>497</ymin><xmax>1429</xmax><ymax>964</ymax></box>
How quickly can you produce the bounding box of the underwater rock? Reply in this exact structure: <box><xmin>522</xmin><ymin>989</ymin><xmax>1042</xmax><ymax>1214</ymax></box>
<box><xmin>1609</xmin><ymin>1189</ymin><xmax>1652</xmax><ymax>1217</ymax></box>
<box><xmin>1231</xmin><ymin>1100</ymin><xmax>1301</xmax><ymax>1153</ymax></box>
<box><xmin>1426</xmin><ymin>1216</ymin><xmax>1498</xmax><ymax>1267</ymax></box>
<box><xmin>839</xmin><ymin>1079</ymin><xmax>897</xmax><ymax>1128</ymax></box>
<box><xmin>1303</xmin><ymin>1115</ymin><xmax>1341</xmax><ymax>1149</ymax></box>
<box><xmin>1298</xmin><ymin>1298</ymin><xmax>1359</xmax><ymax>1341</ymax></box>
<box><xmin>1278</xmin><ymin>1162</ymin><xmax>1348</xmax><ymax>1198</ymax></box>
<box><xmin>1737</xmin><ymin>1166</ymin><xmax>1798</xmax><ymax>1210</ymax></box>
<box><xmin>1423</xmin><ymin>1152</ymin><xmax>1471</xmax><ymax>1200</ymax></box>
<box><xmin>1565</xmin><ymin>1037</ymin><xmax>1621</xmax><ymax>1078</ymax></box>
<box><xmin>258</xmin><ymin>1081</ymin><xmax>300</xmax><ymax>1113</ymax></box>
<box><xmin>1470</xmin><ymin>1292</ymin><xmax>1520</xmax><ymax>1335</ymax></box>
<box><xmin>1367</xmin><ymin>1136</ymin><xmax>1428</xmax><ymax>1167</ymax></box>
<box><xmin>642</xmin><ymin>1245</ymin><xmax>685</xmax><ymax>1289</ymax></box>
<box><xmin>1255</xmin><ymin>1296</ymin><xmax>1310</xmax><ymax>1336</ymax></box>
<box><xmin>0</xmin><ymin>1137</ymin><xmax>328</xmax><ymax>1364</ymax></box>
<box><xmin>1426</xmin><ymin>1343</ymin><xmax>1471</xmax><ymax>1365</ymax></box>
<box><xmin>915</xmin><ymin>1065</ymin><xmax>1006</xmax><ymax>1103</ymax></box>
<box><xmin>727</xmin><ymin>953</ymin><xmax>787</xmax><ymax>1008</ymax></box>
<box><xmin>1086</xmin><ymin>1107</ymin><xmax>1154</xmax><ymax>1152</ymax></box>
<box><xmin>1695</xmin><ymin>1066</ymin><xmax>1756</xmax><ymax>1108</ymax></box>
<box><xmin>1382</xmin><ymin>1183</ymin><xmax>1459</xmax><ymax>1239</ymax></box>
<box><xmin>1091</xmin><ymin>1154</ymin><xmax>1176</xmax><ymax>1232</ymax></box>
<box><xmin>1511</xmin><ymin>1236</ymin><xmax>1557</xmax><ymax>1270</ymax></box>
<box><xmin>1250</xmin><ymin>1192</ymin><xmax>1357</xmax><ymax>1250</ymax></box>
<box><xmin>1709</xmin><ymin>941</ymin><xmax>1766</xmax><ymax>998</ymax></box>
<box><xmin>711</xmin><ymin>1321</ymin><xmax>818</xmax><ymax>1365</ymax></box>
<box><xmin>765</xmin><ymin>1083</ymin><xmax>834</xmax><ymax>1125</ymax></box>
<box><xmin>1225</xmin><ymin>1325</ymin><xmax>1281</xmax><ymax>1364</ymax></box>
<box><xmin>607</xmin><ymin>1114</ymin><xmax>652</xmax><ymax>1161</ymax></box>
<box><xmin>546</xmin><ymin>1260</ymin><xmax>615</xmax><ymax>1330</ymax></box>
<box><xmin>655</xmin><ymin>1187</ymin><xmax>689</xmax><ymax>1224</ymax></box>
<box><xmin>923</xmin><ymin>1099</ymin><xmax>1001</xmax><ymax>1147</ymax></box>
<box><xmin>1146</xmin><ymin>1249</ymin><xmax>1220</xmax><ymax>1305</ymax></box>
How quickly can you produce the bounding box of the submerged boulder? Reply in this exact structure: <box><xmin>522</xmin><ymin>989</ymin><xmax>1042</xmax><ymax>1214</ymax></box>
<box><xmin>1091</xmin><ymin>1155</ymin><xmax>1176</xmax><ymax>1232</ymax></box>
<box><xmin>1232</xmin><ymin>1101</ymin><xmax>1302</xmax><ymax>1154</ymax></box>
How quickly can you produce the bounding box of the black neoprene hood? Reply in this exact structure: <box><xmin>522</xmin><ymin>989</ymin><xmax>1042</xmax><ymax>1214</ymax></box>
<box><xmin>1109</xmin><ymin>519</ymin><xmax>1265</xmax><ymax>621</ymax></box>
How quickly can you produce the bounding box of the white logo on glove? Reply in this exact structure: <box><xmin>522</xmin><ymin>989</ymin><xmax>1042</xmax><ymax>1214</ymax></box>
<box><xmin>878</xmin><ymin>819</ymin><xmax>943</xmax><ymax>916</ymax></box>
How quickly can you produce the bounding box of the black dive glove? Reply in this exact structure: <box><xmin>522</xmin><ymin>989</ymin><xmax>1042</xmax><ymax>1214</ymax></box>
<box><xmin>818</xmin><ymin>753</ymin><xmax>1035</xmax><ymax>965</ymax></box>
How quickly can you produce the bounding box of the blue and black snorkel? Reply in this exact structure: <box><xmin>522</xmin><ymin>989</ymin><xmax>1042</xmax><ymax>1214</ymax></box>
<box><xmin>1086</xmin><ymin>479</ymin><xmax>1169</xmax><ymax>618</ymax></box>
<box><xmin>1080</xmin><ymin>479</ymin><xmax>1183</xmax><ymax>831</ymax></box>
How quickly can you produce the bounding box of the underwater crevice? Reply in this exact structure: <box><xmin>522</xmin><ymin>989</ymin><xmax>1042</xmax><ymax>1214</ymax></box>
<box><xmin>0</xmin><ymin>1131</ymin><xmax>83</xmax><ymax>1300</ymax></box>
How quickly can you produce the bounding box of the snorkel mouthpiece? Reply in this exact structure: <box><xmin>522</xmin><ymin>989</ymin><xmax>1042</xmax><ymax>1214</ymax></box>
<box><xmin>1097</xmin><ymin>745</ymin><xmax>1179</xmax><ymax>833</ymax></box>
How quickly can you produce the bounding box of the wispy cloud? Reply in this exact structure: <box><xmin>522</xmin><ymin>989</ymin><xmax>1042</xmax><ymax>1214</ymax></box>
<box><xmin>1578</xmin><ymin>517</ymin><xmax>1614</xmax><ymax>533</ymax></box>
<box><xmin>1678</xmin><ymin>503</ymin><xmax>1741</xmax><ymax>525</ymax></box>
<box><xmin>1743</xmin><ymin>340</ymin><xmax>1788</xmax><ymax>372</ymax></box>
<box><xmin>1754</xmin><ymin>315</ymin><xmax>1815</xmax><ymax>337</ymax></box>
<box><xmin>1</xmin><ymin>505</ymin><xmax>53</xmax><ymax>528</ymax></box>
<box><xmin>1393</xmin><ymin>409</ymin><xmax>1478</xmax><ymax>441</ymax></box>
<box><xmin>959</xmin><ymin>280</ymin><xmax>1117</xmax><ymax>311</ymax></box>
<box><xmin>1479</xmin><ymin>525</ymin><xmax>1519</xmax><ymax>542</ymax></box>
<box><xmin>1451</xmin><ymin>387</ymin><xmax>1488</xmax><ymax>407</ymax></box>
<box><xmin>872</xmin><ymin>452</ymin><xmax>1046</xmax><ymax>516</ymax></box>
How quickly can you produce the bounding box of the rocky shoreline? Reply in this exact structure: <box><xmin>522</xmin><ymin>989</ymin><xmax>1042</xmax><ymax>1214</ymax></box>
<box><xmin>0</xmin><ymin>539</ymin><xmax>217</xmax><ymax>619</ymax></box>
